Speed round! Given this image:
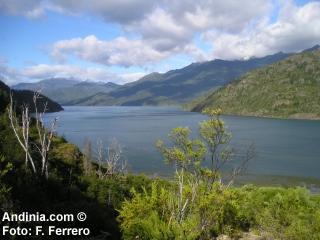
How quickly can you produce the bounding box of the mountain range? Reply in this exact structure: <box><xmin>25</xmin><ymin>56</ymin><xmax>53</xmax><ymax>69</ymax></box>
<box><xmin>69</xmin><ymin>52</ymin><xmax>293</xmax><ymax>106</ymax></box>
<box><xmin>12</xmin><ymin>52</ymin><xmax>293</xmax><ymax>106</ymax></box>
<box><xmin>191</xmin><ymin>47</ymin><xmax>320</xmax><ymax>120</ymax></box>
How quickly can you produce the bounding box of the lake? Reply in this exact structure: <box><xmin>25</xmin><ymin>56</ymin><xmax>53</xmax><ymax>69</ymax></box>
<box><xmin>44</xmin><ymin>106</ymin><xmax>320</xmax><ymax>185</ymax></box>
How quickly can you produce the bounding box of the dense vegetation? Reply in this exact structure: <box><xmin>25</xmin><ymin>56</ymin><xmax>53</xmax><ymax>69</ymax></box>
<box><xmin>1</xmin><ymin>80</ymin><xmax>319</xmax><ymax>239</ymax></box>
<box><xmin>120</xmin><ymin>183</ymin><xmax>320</xmax><ymax>239</ymax></box>
<box><xmin>192</xmin><ymin>48</ymin><xmax>320</xmax><ymax>120</ymax></box>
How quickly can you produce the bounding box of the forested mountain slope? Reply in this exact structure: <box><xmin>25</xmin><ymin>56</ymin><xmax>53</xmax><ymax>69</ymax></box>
<box><xmin>192</xmin><ymin>48</ymin><xmax>320</xmax><ymax>120</ymax></box>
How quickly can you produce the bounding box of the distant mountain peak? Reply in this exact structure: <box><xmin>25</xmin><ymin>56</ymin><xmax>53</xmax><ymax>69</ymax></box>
<box><xmin>245</xmin><ymin>51</ymin><xmax>288</xmax><ymax>61</ymax></box>
<box><xmin>105</xmin><ymin>82</ymin><xmax>120</xmax><ymax>87</ymax></box>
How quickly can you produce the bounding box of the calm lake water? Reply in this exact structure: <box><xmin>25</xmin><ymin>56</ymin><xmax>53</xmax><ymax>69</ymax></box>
<box><xmin>44</xmin><ymin>106</ymin><xmax>320</xmax><ymax>184</ymax></box>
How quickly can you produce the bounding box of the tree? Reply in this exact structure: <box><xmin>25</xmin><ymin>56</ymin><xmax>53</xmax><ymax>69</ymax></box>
<box><xmin>157</xmin><ymin>108</ymin><xmax>254</xmax><ymax>187</ymax></box>
<box><xmin>8</xmin><ymin>94</ymin><xmax>35</xmax><ymax>173</ymax></box>
<box><xmin>199</xmin><ymin>108</ymin><xmax>232</xmax><ymax>184</ymax></box>
<box><xmin>157</xmin><ymin>127</ymin><xmax>206</xmax><ymax>179</ymax></box>
<box><xmin>156</xmin><ymin>127</ymin><xmax>206</xmax><ymax>224</ymax></box>
<box><xmin>200</xmin><ymin>108</ymin><xmax>255</xmax><ymax>187</ymax></box>
<box><xmin>136</xmin><ymin>108</ymin><xmax>256</xmax><ymax>237</ymax></box>
<box><xmin>8</xmin><ymin>92</ymin><xmax>57</xmax><ymax>178</ymax></box>
<box><xmin>96</xmin><ymin>138</ymin><xmax>127</xmax><ymax>179</ymax></box>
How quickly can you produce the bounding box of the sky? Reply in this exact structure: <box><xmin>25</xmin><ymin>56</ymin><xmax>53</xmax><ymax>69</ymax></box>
<box><xmin>0</xmin><ymin>0</ymin><xmax>320</xmax><ymax>85</ymax></box>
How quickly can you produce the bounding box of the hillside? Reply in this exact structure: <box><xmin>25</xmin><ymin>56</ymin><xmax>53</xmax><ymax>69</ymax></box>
<box><xmin>192</xmin><ymin>48</ymin><xmax>320</xmax><ymax>120</ymax></box>
<box><xmin>0</xmin><ymin>80</ymin><xmax>10</xmax><ymax>113</ymax></box>
<box><xmin>1</xmin><ymin>80</ymin><xmax>63</xmax><ymax>113</ymax></box>
<box><xmin>70</xmin><ymin>52</ymin><xmax>292</xmax><ymax>106</ymax></box>
<box><xmin>13</xmin><ymin>78</ymin><xmax>120</xmax><ymax>105</ymax></box>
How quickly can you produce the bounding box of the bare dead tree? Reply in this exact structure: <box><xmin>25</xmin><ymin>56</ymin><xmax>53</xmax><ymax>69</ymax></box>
<box><xmin>8</xmin><ymin>94</ymin><xmax>36</xmax><ymax>174</ymax></box>
<box><xmin>106</xmin><ymin>138</ymin><xmax>126</xmax><ymax>175</ymax></box>
<box><xmin>95</xmin><ymin>138</ymin><xmax>127</xmax><ymax>179</ymax></box>
<box><xmin>8</xmin><ymin>91</ymin><xmax>57</xmax><ymax>179</ymax></box>
<box><xmin>94</xmin><ymin>138</ymin><xmax>127</xmax><ymax>206</ymax></box>
<box><xmin>32</xmin><ymin>92</ymin><xmax>57</xmax><ymax>178</ymax></box>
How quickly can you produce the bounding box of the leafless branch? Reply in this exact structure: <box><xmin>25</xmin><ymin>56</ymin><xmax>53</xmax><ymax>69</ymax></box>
<box><xmin>95</xmin><ymin>138</ymin><xmax>127</xmax><ymax>179</ymax></box>
<box><xmin>8</xmin><ymin>91</ymin><xmax>57</xmax><ymax>179</ymax></box>
<box><xmin>33</xmin><ymin>93</ymin><xmax>57</xmax><ymax>178</ymax></box>
<box><xmin>8</xmin><ymin>93</ymin><xmax>36</xmax><ymax>173</ymax></box>
<box><xmin>226</xmin><ymin>143</ymin><xmax>255</xmax><ymax>188</ymax></box>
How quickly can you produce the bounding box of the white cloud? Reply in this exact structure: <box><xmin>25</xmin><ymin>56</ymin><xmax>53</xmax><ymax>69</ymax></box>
<box><xmin>119</xmin><ymin>72</ymin><xmax>146</xmax><ymax>83</ymax></box>
<box><xmin>0</xmin><ymin>0</ymin><xmax>44</xmax><ymax>18</ymax></box>
<box><xmin>205</xmin><ymin>0</ymin><xmax>320</xmax><ymax>60</ymax></box>
<box><xmin>166</xmin><ymin>0</ymin><xmax>272</xmax><ymax>32</ymax></box>
<box><xmin>121</xmin><ymin>0</ymin><xmax>272</xmax><ymax>59</ymax></box>
<box><xmin>21</xmin><ymin>64</ymin><xmax>111</xmax><ymax>80</ymax></box>
<box><xmin>1</xmin><ymin>0</ymin><xmax>274</xmax><ymax>63</ymax></box>
<box><xmin>1</xmin><ymin>0</ymin><xmax>320</xmax><ymax>65</ymax></box>
<box><xmin>21</xmin><ymin>64</ymin><xmax>146</xmax><ymax>84</ymax></box>
<box><xmin>52</xmin><ymin>35</ymin><xmax>171</xmax><ymax>67</ymax></box>
<box><xmin>53</xmin><ymin>0</ymin><xmax>155</xmax><ymax>23</ymax></box>
<box><xmin>0</xmin><ymin>62</ymin><xmax>145</xmax><ymax>85</ymax></box>
<box><xmin>129</xmin><ymin>8</ymin><xmax>192</xmax><ymax>51</ymax></box>
<box><xmin>51</xmin><ymin>33</ymin><xmax>208</xmax><ymax>67</ymax></box>
<box><xmin>0</xmin><ymin>62</ymin><xmax>20</xmax><ymax>84</ymax></box>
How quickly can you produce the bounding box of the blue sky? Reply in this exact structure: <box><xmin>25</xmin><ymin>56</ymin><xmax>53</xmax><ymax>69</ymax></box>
<box><xmin>0</xmin><ymin>0</ymin><xmax>319</xmax><ymax>85</ymax></box>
